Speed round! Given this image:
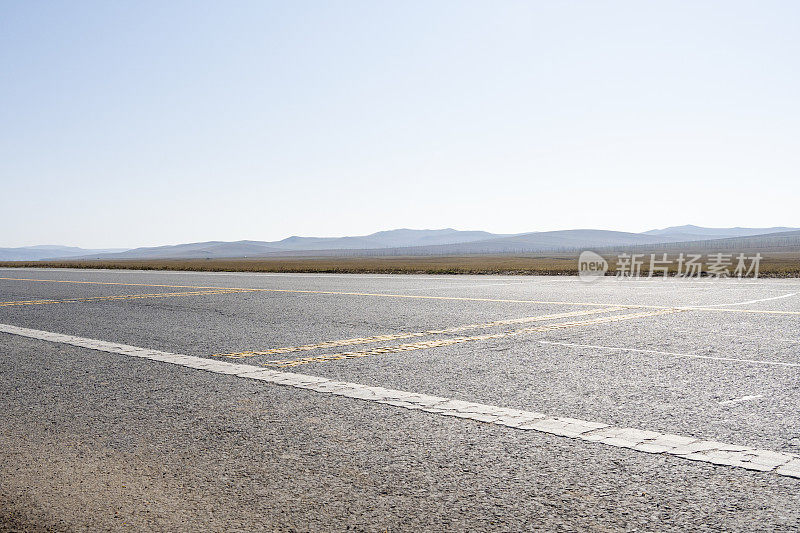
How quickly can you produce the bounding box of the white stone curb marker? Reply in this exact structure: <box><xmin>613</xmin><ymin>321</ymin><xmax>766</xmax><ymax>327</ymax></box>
<box><xmin>1</xmin><ymin>322</ymin><xmax>798</xmax><ymax>480</ymax></box>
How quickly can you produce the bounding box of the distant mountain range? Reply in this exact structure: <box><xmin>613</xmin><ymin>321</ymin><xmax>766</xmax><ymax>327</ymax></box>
<box><xmin>2</xmin><ymin>225</ymin><xmax>798</xmax><ymax>261</ymax></box>
<box><xmin>642</xmin><ymin>224</ymin><xmax>800</xmax><ymax>240</ymax></box>
<box><xmin>0</xmin><ymin>245</ymin><xmax>127</xmax><ymax>261</ymax></box>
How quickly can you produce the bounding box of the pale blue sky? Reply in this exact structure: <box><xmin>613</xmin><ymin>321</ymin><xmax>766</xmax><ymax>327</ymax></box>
<box><xmin>1</xmin><ymin>1</ymin><xmax>798</xmax><ymax>248</ymax></box>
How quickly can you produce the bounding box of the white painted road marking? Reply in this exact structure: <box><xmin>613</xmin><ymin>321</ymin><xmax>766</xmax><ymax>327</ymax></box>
<box><xmin>1</xmin><ymin>323</ymin><xmax>798</xmax><ymax>479</ymax></box>
<box><xmin>697</xmin><ymin>292</ymin><xmax>799</xmax><ymax>307</ymax></box>
<box><xmin>719</xmin><ymin>395</ymin><xmax>764</xmax><ymax>406</ymax></box>
<box><xmin>537</xmin><ymin>341</ymin><xmax>800</xmax><ymax>368</ymax></box>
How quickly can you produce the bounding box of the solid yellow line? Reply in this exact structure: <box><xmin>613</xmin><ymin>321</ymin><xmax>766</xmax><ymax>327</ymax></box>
<box><xmin>0</xmin><ymin>289</ymin><xmax>255</xmax><ymax>307</ymax></box>
<box><xmin>213</xmin><ymin>306</ymin><xmax>625</xmax><ymax>358</ymax></box>
<box><xmin>0</xmin><ymin>277</ymin><xmax>798</xmax><ymax>315</ymax></box>
<box><xmin>0</xmin><ymin>276</ymin><xmax>234</xmax><ymax>290</ymax></box>
<box><xmin>264</xmin><ymin>308</ymin><xmax>684</xmax><ymax>367</ymax></box>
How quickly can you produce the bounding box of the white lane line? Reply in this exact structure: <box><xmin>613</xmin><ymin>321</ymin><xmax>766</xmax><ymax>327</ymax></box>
<box><xmin>398</xmin><ymin>282</ymin><xmax>528</xmax><ymax>291</ymax></box>
<box><xmin>1</xmin><ymin>323</ymin><xmax>798</xmax><ymax>479</ymax></box>
<box><xmin>670</xmin><ymin>329</ymin><xmax>800</xmax><ymax>345</ymax></box>
<box><xmin>538</xmin><ymin>340</ymin><xmax>800</xmax><ymax>368</ymax></box>
<box><xmin>719</xmin><ymin>395</ymin><xmax>764</xmax><ymax>406</ymax></box>
<box><xmin>695</xmin><ymin>292</ymin><xmax>799</xmax><ymax>308</ymax></box>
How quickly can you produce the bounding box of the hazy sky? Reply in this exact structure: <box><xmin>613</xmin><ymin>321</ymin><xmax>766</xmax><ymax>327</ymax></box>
<box><xmin>1</xmin><ymin>1</ymin><xmax>798</xmax><ymax>248</ymax></box>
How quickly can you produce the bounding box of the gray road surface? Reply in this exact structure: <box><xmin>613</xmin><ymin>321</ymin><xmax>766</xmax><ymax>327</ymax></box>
<box><xmin>1</xmin><ymin>268</ymin><xmax>799</xmax><ymax>531</ymax></box>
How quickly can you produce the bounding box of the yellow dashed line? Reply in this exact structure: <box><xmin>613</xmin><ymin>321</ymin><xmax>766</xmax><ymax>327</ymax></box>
<box><xmin>0</xmin><ymin>277</ymin><xmax>797</xmax><ymax>315</ymax></box>
<box><xmin>0</xmin><ymin>289</ymin><xmax>255</xmax><ymax>307</ymax></box>
<box><xmin>214</xmin><ymin>306</ymin><xmax>626</xmax><ymax>358</ymax></box>
<box><xmin>264</xmin><ymin>308</ymin><xmax>683</xmax><ymax>367</ymax></box>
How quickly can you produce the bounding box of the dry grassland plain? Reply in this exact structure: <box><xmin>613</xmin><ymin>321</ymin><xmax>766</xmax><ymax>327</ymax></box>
<box><xmin>2</xmin><ymin>251</ymin><xmax>800</xmax><ymax>277</ymax></box>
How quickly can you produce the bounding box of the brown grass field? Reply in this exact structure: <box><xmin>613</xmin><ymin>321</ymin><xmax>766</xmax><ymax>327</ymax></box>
<box><xmin>2</xmin><ymin>251</ymin><xmax>800</xmax><ymax>277</ymax></box>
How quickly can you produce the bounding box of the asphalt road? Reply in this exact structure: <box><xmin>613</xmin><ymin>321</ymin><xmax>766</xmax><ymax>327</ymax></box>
<box><xmin>1</xmin><ymin>267</ymin><xmax>799</xmax><ymax>531</ymax></box>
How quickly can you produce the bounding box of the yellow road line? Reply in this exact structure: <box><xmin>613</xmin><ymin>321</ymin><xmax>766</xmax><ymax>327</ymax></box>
<box><xmin>264</xmin><ymin>308</ymin><xmax>683</xmax><ymax>367</ymax></box>
<box><xmin>0</xmin><ymin>289</ymin><xmax>255</xmax><ymax>307</ymax></box>
<box><xmin>214</xmin><ymin>306</ymin><xmax>625</xmax><ymax>358</ymax></box>
<box><xmin>0</xmin><ymin>277</ymin><xmax>798</xmax><ymax>315</ymax></box>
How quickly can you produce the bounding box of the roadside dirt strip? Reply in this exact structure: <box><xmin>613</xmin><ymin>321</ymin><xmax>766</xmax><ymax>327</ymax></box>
<box><xmin>1</xmin><ymin>322</ymin><xmax>798</xmax><ymax>480</ymax></box>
